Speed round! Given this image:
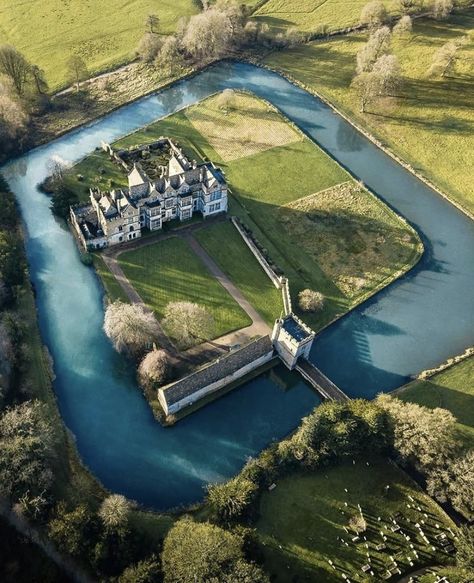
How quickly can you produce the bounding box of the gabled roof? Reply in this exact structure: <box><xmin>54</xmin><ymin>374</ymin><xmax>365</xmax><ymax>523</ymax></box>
<box><xmin>128</xmin><ymin>163</ymin><xmax>148</xmax><ymax>187</ymax></box>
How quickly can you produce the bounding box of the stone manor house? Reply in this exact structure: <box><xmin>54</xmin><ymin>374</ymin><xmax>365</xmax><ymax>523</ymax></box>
<box><xmin>71</xmin><ymin>138</ymin><xmax>228</xmax><ymax>249</ymax></box>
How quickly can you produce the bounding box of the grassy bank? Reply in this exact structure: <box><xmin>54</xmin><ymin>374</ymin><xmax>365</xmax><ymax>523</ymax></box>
<box><xmin>118</xmin><ymin>237</ymin><xmax>252</xmax><ymax>340</ymax></box>
<box><xmin>68</xmin><ymin>90</ymin><xmax>422</xmax><ymax>331</ymax></box>
<box><xmin>398</xmin><ymin>356</ymin><xmax>474</xmax><ymax>449</ymax></box>
<box><xmin>0</xmin><ymin>0</ymin><xmax>199</xmax><ymax>90</ymax></box>
<box><xmin>255</xmin><ymin>457</ymin><xmax>455</xmax><ymax>582</ymax></box>
<box><xmin>263</xmin><ymin>11</ymin><xmax>474</xmax><ymax>214</ymax></box>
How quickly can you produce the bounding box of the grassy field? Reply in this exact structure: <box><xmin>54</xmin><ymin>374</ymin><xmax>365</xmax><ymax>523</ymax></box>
<box><xmin>263</xmin><ymin>11</ymin><xmax>474</xmax><ymax>214</ymax></box>
<box><xmin>73</xmin><ymin>91</ymin><xmax>421</xmax><ymax>330</ymax></box>
<box><xmin>254</xmin><ymin>0</ymin><xmax>399</xmax><ymax>33</ymax></box>
<box><xmin>255</xmin><ymin>457</ymin><xmax>455</xmax><ymax>583</ymax></box>
<box><xmin>398</xmin><ymin>356</ymin><xmax>474</xmax><ymax>449</ymax></box>
<box><xmin>195</xmin><ymin>221</ymin><xmax>283</xmax><ymax>326</ymax></box>
<box><xmin>0</xmin><ymin>0</ymin><xmax>199</xmax><ymax>90</ymax></box>
<box><xmin>118</xmin><ymin>237</ymin><xmax>251</xmax><ymax>342</ymax></box>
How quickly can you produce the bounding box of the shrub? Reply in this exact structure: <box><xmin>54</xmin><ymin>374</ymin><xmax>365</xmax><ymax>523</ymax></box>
<box><xmin>298</xmin><ymin>289</ymin><xmax>324</xmax><ymax>312</ymax></box>
<box><xmin>207</xmin><ymin>476</ymin><xmax>259</xmax><ymax>522</ymax></box>
<box><xmin>99</xmin><ymin>494</ymin><xmax>131</xmax><ymax>533</ymax></box>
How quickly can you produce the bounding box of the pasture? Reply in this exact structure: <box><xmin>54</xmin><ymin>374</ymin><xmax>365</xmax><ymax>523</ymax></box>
<box><xmin>0</xmin><ymin>0</ymin><xmax>199</xmax><ymax>90</ymax></box>
<box><xmin>264</xmin><ymin>11</ymin><xmax>474</xmax><ymax>214</ymax></box>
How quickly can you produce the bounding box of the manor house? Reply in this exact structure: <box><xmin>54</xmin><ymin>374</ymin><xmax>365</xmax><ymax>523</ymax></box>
<box><xmin>71</xmin><ymin>140</ymin><xmax>228</xmax><ymax>249</ymax></box>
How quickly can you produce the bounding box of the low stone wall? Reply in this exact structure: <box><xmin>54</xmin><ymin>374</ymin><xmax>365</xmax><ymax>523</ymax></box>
<box><xmin>416</xmin><ymin>346</ymin><xmax>474</xmax><ymax>380</ymax></box>
<box><xmin>158</xmin><ymin>336</ymin><xmax>274</xmax><ymax>416</ymax></box>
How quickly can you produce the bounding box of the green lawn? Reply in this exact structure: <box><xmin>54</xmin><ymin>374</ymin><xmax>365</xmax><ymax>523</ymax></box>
<box><xmin>263</xmin><ymin>11</ymin><xmax>474</xmax><ymax>214</ymax></box>
<box><xmin>75</xmin><ymin>91</ymin><xmax>421</xmax><ymax>331</ymax></box>
<box><xmin>195</xmin><ymin>221</ymin><xmax>283</xmax><ymax>326</ymax></box>
<box><xmin>118</xmin><ymin>237</ymin><xmax>251</xmax><ymax>342</ymax></box>
<box><xmin>0</xmin><ymin>0</ymin><xmax>199</xmax><ymax>90</ymax></box>
<box><xmin>398</xmin><ymin>356</ymin><xmax>474</xmax><ymax>449</ymax></box>
<box><xmin>255</xmin><ymin>457</ymin><xmax>455</xmax><ymax>583</ymax></box>
<box><xmin>92</xmin><ymin>254</ymin><xmax>130</xmax><ymax>304</ymax></box>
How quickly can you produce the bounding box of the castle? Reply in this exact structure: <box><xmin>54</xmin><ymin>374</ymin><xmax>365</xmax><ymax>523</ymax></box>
<box><xmin>70</xmin><ymin>138</ymin><xmax>228</xmax><ymax>250</ymax></box>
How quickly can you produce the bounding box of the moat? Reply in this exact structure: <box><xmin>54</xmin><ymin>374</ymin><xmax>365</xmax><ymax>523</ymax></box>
<box><xmin>2</xmin><ymin>61</ymin><xmax>473</xmax><ymax>509</ymax></box>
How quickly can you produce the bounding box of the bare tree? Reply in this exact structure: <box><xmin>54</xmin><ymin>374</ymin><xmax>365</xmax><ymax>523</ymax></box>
<box><xmin>30</xmin><ymin>64</ymin><xmax>49</xmax><ymax>95</ymax></box>
<box><xmin>360</xmin><ymin>1</ymin><xmax>388</xmax><ymax>29</ymax></box>
<box><xmin>298</xmin><ymin>289</ymin><xmax>325</xmax><ymax>312</ymax></box>
<box><xmin>356</xmin><ymin>26</ymin><xmax>391</xmax><ymax>73</ymax></box>
<box><xmin>66</xmin><ymin>55</ymin><xmax>88</xmax><ymax>91</ymax></box>
<box><xmin>99</xmin><ymin>494</ymin><xmax>130</xmax><ymax>532</ymax></box>
<box><xmin>156</xmin><ymin>36</ymin><xmax>182</xmax><ymax>73</ymax></box>
<box><xmin>138</xmin><ymin>348</ymin><xmax>170</xmax><ymax>388</ymax></box>
<box><xmin>181</xmin><ymin>9</ymin><xmax>232</xmax><ymax>59</ymax></box>
<box><xmin>104</xmin><ymin>301</ymin><xmax>160</xmax><ymax>356</ymax></box>
<box><xmin>393</xmin><ymin>15</ymin><xmax>413</xmax><ymax>35</ymax></box>
<box><xmin>0</xmin><ymin>45</ymin><xmax>30</xmax><ymax>96</ymax></box>
<box><xmin>162</xmin><ymin>301</ymin><xmax>215</xmax><ymax>348</ymax></box>
<box><xmin>372</xmin><ymin>54</ymin><xmax>402</xmax><ymax>95</ymax></box>
<box><xmin>399</xmin><ymin>0</ymin><xmax>422</xmax><ymax>14</ymax></box>
<box><xmin>216</xmin><ymin>88</ymin><xmax>237</xmax><ymax>111</ymax></box>
<box><xmin>432</xmin><ymin>0</ymin><xmax>453</xmax><ymax>20</ymax></box>
<box><xmin>146</xmin><ymin>13</ymin><xmax>160</xmax><ymax>34</ymax></box>
<box><xmin>428</xmin><ymin>40</ymin><xmax>460</xmax><ymax>77</ymax></box>
<box><xmin>0</xmin><ymin>91</ymin><xmax>28</xmax><ymax>139</ymax></box>
<box><xmin>137</xmin><ymin>33</ymin><xmax>162</xmax><ymax>63</ymax></box>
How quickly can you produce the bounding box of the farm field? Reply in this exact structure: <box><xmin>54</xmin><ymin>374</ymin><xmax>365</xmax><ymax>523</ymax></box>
<box><xmin>255</xmin><ymin>457</ymin><xmax>455</xmax><ymax>583</ymax></box>
<box><xmin>117</xmin><ymin>237</ymin><xmax>251</xmax><ymax>343</ymax></box>
<box><xmin>254</xmin><ymin>0</ymin><xmax>399</xmax><ymax>33</ymax></box>
<box><xmin>263</xmin><ymin>11</ymin><xmax>474</xmax><ymax>214</ymax></box>
<box><xmin>195</xmin><ymin>221</ymin><xmax>283</xmax><ymax>326</ymax></box>
<box><xmin>0</xmin><ymin>0</ymin><xmax>199</xmax><ymax>90</ymax></box>
<box><xmin>72</xmin><ymin>91</ymin><xmax>421</xmax><ymax>330</ymax></box>
<box><xmin>398</xmin><ymin>356</ymin><xmax>474</xmax><ymax>449</ymax></box>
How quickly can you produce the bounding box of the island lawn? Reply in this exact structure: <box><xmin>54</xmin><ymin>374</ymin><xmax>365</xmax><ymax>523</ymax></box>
<box><xmin>263</xmin><ymin>11</ymin><xmax>474</xmax><ymax>215</ymax></box>
<box><xmin>117</xmin><ymin>237</ymin><xmax>251</xmax><ymax>343</ymax></box>
<box><xmin>195</xmin><ymin>221</ymin><xmax>283</xmax><ymax>327</ymax></box>
<box><xmin>255</xmin><ymin>457</ymin><xmax>455</xmax><ymax>583</ymax></box>
<box><xmin>397</xmin><ymin>356</ymin><xmax>474</xmax><ymax>450</ymax></box>
<box><xmin>70</xmin><ymin>91</ymin><xmax>422</xmax><ymax>331</ymax></box>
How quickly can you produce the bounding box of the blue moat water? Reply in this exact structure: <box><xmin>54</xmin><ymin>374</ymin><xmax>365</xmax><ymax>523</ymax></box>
<box><xmin>2</xmin><ymin>62</ymin><xmax>473</xmax><ymax>509</ymax></box>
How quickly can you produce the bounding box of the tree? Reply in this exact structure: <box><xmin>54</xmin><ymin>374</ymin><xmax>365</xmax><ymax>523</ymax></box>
<box><xmin>429</xmin><ymin>40</ymin><xmax>460</xmax><ymax>77</ymax></box>
<box><xmin>0</xmin><ymin>231</ymin><xmax>26</xmax><ymax>289</ymax></box>
<box><xmin>432</xmin><ymin>0</ymin><xmax>453</xmax><ymax>20</ymax></box>
<box><xmin>0</xmin><ymin>90</ymin><xmax>28</xmax><ymax>140</ymax></box>
<box><xmin>162</xmin><ymin>301</ymin><xmax>215</xmax><ymax>348</ymax></box>
<box><xmin>0</xmin><ymin>401</ymin><xmax>55</xmax><ymax>502</ymax></box>
<box><xmin>138</xmin><ymin>348</ymin><xmax>169</xmax><ymax>388</ymax></box>
<box><xmin>99</xmin><ymin>494</ymin><xmax>131</xmax><ymax>533</ymax></box>
<box><xmin>137</xmin><ymin>33</ymin><xmax>162</xmax><ymax>63</ymax></box>
<box><xmin>182</xmin><ymin>9</ymin><xmax>231</xmax><ymax>59</ymax></box>
<box><xmin>456</xmin><ymin>526</ymin><xmax>474</xmax><ymax>571</ymax></box>
<box><xmin>146</xmin><ymin>13</ymin><xmax>159</xmax><ymax>34</ymax></box>
<box><xmin>372</xmin><ymin>54</ymin><xmax>402</xmax><ymax>95</ymax></box>
<box><xmin>0</xmin><ymin>45</ymin><xmax>30</xmax><ymax>96</ymax></box>
<box><xmin>376</xmin><ymin>395</ymin><xmax>457</xmax><ymax>472</ymax></box>
<box><xmin>360</xmin><ymin>1</ymin><xmax>388</xmax><ymax>28</ymax></box>
<box><xmin>399</xmin><ymin>0</ymin><xmax>422</xmax><ymax>14</ymax></box>
<box><xmin>48</xmin><ymin>502</ymin><xmax>98</xmax><ymax>560</ymax></box>
<box><xmin>298</xmin><ymin>289</ymin><xmax>325</xmax><ymax>312</ymax></box>
<box><xmin>352</xmin><ymin>70</ymin><xmax>381</xmax><ymax>112</ymax></box>
<box><xmin>51</xmin><ymin>184</ymin><xmax>79</xmax><ymax>218</ymax></box>
<box><xmin>119</xmin><ymin>555</ymin><xmax>161</xmax><ymax>583</ymax></box>
<box><xmin>30</xmin><ymin>64</ymin><xmax>48</xmax><ymax>94</ymax></box>
<box><xmin>66</xmin><ymin>55</ymin><xmax>88</xmax><ymax>91</ymax></box>
<box><xmin>427</xmin><ymin>450</ymin><xmax>474</xmax><ymax>516</ymax></box>
<box><xmin>356</xmin><ymin>26</ymin><xmax>391</xmax><ymax>73</ymax></box>
<box><xmin>216</xmin><ymin>88</ymin><xmax>237</xmax><ymax>111</ymax></box>
<box><xmin>393</xmin><ymin>15</ymin><xmax>413</xmax><ymax>35</ymax></box>
<box><xmin>161</xmin><ymin>518</ymin><xmax>268</xmax><ymax>583</ymax></box>
<box><xmin>104</xmin><ymin>301</ymin><xmax>160</xmax><ymax>356</ymax></box>
<box><xmin>156</xmin><ymin>36</ymin><xmax>183</xmax><ymax>74</ymax></box>
<box><xmin>207</xmin><ymin>476</ymin><xmax>258</xmax><ymax>522</ymax></box>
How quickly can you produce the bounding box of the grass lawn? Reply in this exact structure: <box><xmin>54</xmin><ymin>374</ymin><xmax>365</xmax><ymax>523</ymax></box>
<box><xmin>195</xmin><ymin>221</ymin><xmax>283</xmax><ymax>326</ymax></box>
<box><xmin>0</xmin><ymin>0</ymin><xmax>199</xmax><ymax>90</ymax></box>
<box><xmin>253</xmin><ymin>0</ymin><xmax>399</xmax><ymax>33</ymax></box>
<box><xmin>118</xmin><ymin>237</ymin><xmax>252</xmax><ymax>342</ymax></box>
<box><xmin>255</xmin><ymin>457</ymin><xmax>455</xmax><ymax>583</ymax></box>
<box><xmin>92</xmin><ymin>254</ymin><xmax>130</xmax><ymax>304</ymax></box>
<box><xmin>263</xmin><ymin>11</ymin><xmax>474</xmax><ymax>214</ymax></box>
<box><xmin>74</xmin><ymin>90</ymin><xmax>421</xmax><ymax>330</ymax></box>
<box><xmin>398</xmin><ymin>356</ymin><xmax>474</xmax><ymax>449</ymax></box>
